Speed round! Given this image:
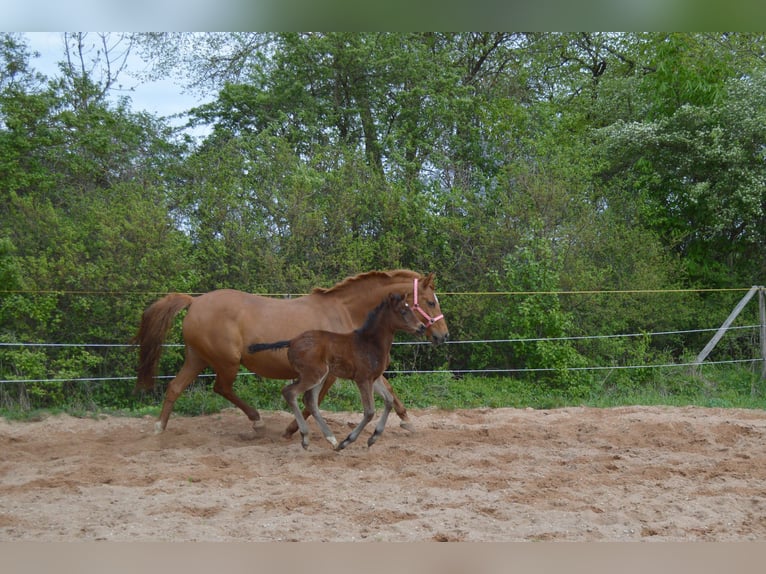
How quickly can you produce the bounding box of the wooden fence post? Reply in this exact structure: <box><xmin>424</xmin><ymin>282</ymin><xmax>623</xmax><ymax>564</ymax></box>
<box><xmin>760</xmin><ymin>286</ymin><xmax>766</xmax><ymax>381</ymax></box>
<box><xmin>694</xmin><ymin>286</ymin><xmax>759</xmax><ymax>367</ymax></box>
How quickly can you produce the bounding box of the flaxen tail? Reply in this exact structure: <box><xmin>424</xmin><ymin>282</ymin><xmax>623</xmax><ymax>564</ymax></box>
<box><xmin>132</xmin><ymin>293</ymin><xmax>195</xmax><ymax>392</ymax></box>
<box><xmin>248</xmin><ymin>340</ymin><xmax>291</xmax><ymax>354</ymax></box>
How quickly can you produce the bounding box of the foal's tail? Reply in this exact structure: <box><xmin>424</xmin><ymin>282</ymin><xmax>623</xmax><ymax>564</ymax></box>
<box><xmin>132</xmin><ymin>293</ymin><xmax>195</xmax><ymax>392</ymax></box>
<box><xmin>248</xmin><ymin>340</ymin><xmax>291</xmax><ymax>354</ymax></box>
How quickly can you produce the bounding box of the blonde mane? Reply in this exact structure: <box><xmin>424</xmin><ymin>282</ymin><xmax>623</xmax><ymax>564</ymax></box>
<box><xmin>311</xmin><ymin>269</ymin><xmax>421</xmax><ymax>295</ymax></box>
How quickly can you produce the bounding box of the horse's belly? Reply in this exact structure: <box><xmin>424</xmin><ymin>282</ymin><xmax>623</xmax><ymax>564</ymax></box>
<box><xmin>240</xmin><ymin>353</ymin><xmax>297</xmax><ymax>380</ymax></box>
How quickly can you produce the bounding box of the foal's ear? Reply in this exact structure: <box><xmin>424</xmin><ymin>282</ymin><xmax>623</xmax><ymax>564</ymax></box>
<box><xmin>388</xmin><ymin>292</ymin><xmax>407</xmax><ymax>306</ymax></box>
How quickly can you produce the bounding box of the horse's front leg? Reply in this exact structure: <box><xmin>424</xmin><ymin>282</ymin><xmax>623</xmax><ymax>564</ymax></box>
<box><xmin>337</xmin><ymin>380</ymin><xmax>375</xmax><ymax>451</ymax></box>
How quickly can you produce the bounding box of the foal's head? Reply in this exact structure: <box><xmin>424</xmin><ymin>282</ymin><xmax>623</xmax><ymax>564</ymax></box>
<box><xmin>380</xmin><ymin>292</ymin><xmax>427</xmax><ymax>336</ymax></box>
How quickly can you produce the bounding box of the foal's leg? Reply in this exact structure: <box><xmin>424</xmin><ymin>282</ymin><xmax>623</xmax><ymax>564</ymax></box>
<box><xmin>283</xmin><ymin>374</ymin><xmax>414</xmax><ymax>438</ymax></box>
<box><xmin>156</xmin><ymin>348</ymin><xmax>207</xmax><ymax>434</ymax></box>
<box><xmin>282</xmin><ymin>374</ymin><xmax>338</xmax><ymax>439</ymax></box>
<box><xmin>282</xmin><ymin>379</ymin><xmax>313</xmax><ymax>449</ymax></box>
<box><xmin>282</xmin><ymin>366</ymin><xmax>330</xmax><ymax>449</ymax></box>
<box><xmin>337</xmin><ymin>379</ymin><xmax>376</xmax><ymax>451</ymax></box>
<box><xmin>367</xmin><ymin>378</ymin><xmax>394</xmax><ymax>448</ymax></box>
<box><xmin>303</xmin><ymin>385</ymin><xmax>338</xmax><ymax>449</ymax></box>
<box><xmin>212</xmin><ymin>364</ymin><xmax>264</xmax><ymax>430</ymax></box>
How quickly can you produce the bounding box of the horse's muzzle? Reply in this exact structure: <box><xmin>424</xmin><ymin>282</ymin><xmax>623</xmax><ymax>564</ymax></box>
<box><xmin>430</xmin><ymin>331</ymin><xmax>448</xmax><ymax>345</ymax></box>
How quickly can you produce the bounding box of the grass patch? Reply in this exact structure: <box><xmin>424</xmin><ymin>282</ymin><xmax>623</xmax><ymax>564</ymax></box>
<box><xmin>1</xmin><ymin>364</ymin><xmax>765</xmax><ymax>420</ymax></box>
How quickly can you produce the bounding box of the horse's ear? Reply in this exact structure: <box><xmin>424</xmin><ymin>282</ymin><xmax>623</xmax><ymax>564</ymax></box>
<box><xmin>421</xmin><ymin>272</ymin><xmax>435</xmax><ymax>289</ymax></box>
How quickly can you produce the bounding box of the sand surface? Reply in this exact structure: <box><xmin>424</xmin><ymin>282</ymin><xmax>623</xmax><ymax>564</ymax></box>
<box><xmin>2</xmin><ymin>405</ymin><xmax>766</xmax><ymax>541</ymax></box>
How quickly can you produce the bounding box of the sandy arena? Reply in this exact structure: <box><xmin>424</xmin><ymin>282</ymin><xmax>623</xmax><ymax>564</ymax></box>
<box><xmin>2</xmin><ymin>405</ymin><xmax>766</xmax><ymax>542</ymax></box>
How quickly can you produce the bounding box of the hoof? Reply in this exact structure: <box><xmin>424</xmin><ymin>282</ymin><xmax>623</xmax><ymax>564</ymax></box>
<box><xmin>153</xmin><ymin>421</ymin><xmax>164</xmax><ymax>435</ymax></box>
<box><xmin>327</xmin><ymin>436</ymin><xmax>339</xmax><ymax>449</ymax></box>
<box><xmin>252</xmin><ymin>419</ymin><xmax>265</xmax><ymax>429</ymax></box>
<box><xmin>399</xmin><ymin>421</ymin><xmax>416</xmax><ymax>433</ymax></box>
<box><xmin>335</xmin><ymin>439</ymin><xmax>350</xmax><ymax>451</ymax></box>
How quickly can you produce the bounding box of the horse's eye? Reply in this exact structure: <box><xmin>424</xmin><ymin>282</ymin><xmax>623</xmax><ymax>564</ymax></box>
<box><xmin>427</xmin><ymin>300</ymin><xmax>436</xmax><ymax>308</ymax></box>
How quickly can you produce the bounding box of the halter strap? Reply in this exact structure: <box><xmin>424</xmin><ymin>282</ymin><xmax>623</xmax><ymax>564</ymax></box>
<box><xmin>412</xmin><ymin>277</ymin><xmax>444</xmax><ymax>327</ymax></box>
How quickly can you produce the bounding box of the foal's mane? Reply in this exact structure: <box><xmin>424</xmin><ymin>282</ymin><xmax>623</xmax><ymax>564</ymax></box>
<box><xmin>311</xmin><ymin>269</ymin><xmax>421</xmax><ymax>295</ymax></box>
<box><xmin>354</xmin><ymin>296</ymin><xmax>393</xmax><ymax>335</ymax></box>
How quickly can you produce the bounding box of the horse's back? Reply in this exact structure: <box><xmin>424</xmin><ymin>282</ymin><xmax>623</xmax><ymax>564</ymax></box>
<box><xmin>183</xmin><ymin>289</ymin><xmax>263</xmax><ymax>334</ymax></box>
<box><xmin>183</xmin><ymin>289</ymin><xmax>349</xmax><ymax>379</ymax></box>
<box><xmin>186</xmin><ymin>289</ymin><xmax>315</xmax><ymax>327</ymax></box>
<box><xmin>184</xmin><ymin>289</ymin><xmax>315</xmax><ymax>342</ymax></box>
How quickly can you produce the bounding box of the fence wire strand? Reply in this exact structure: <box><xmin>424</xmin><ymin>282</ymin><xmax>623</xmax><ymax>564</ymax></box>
<box><xmin>1</xmin><ymin>325</ymin><xmax>763</xmax><ymax>385</ymax></box>
<box><xmin>0</xmin><ymin>324</ymin><xmax>759</xmax><ymax>349</ymax></box>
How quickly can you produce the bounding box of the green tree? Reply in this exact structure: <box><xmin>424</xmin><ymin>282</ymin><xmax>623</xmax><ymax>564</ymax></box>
<box><xmin>597</xmin><ymin>74</ymin><xmax>766</xmax><ymax>287</ymax></box>
<box><xmin>0</xmin><ymin>34</ymin><xmax>192</xmax><ymax>408</ymax></box>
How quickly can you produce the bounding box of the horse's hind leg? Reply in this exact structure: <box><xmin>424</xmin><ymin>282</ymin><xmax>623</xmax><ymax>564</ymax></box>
<box><xmin>337</xmin><ymin>380</ymin><xmax>376</xmax><ymax>451</ymax></box>
<box><xmin>367</xmin><ymin>378</ymin><xmax>394</xmax><ymax>448</ymax></box>
<box><xmin>157</xmin><ymin>349</ymin><xmax>206</xmax><ymax>433</ymax></box>
<box><xmin>212</xmin><ymin>365</ymin><xmax>264</xmax><ymax>430</ymax></box>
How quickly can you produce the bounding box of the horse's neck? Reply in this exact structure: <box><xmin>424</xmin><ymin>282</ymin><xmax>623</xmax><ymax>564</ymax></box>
<box><xmin>334</xmin><ymin>277</ymin><xmax>413</xmax><ymax>325</ymax></box>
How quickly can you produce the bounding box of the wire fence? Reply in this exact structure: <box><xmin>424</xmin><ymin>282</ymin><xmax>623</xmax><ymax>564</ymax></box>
<box><xmin>1</xmin><ymin>324</ymin><xmax>763</xmax><ymax>385</ymax></box>
<box><xmin>0</xmin><ymin>287</ymin><xmax>754</xmax><ymax>296</ymax></box>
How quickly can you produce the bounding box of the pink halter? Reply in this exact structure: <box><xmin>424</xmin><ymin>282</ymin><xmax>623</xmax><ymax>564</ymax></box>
<box><xmin>412</xmin><ymin>277</ymin><xmax>444</xmax><ymax>327</ymax></box>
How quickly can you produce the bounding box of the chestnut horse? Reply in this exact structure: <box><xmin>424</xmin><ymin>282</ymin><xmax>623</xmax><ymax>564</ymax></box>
<box><xmin>248</xmin><ymin>293</ymin><xmax>426</xmax><ymax>450</ymax></box>
<box><xmin>133</xmin><ymin>270</ymin><xmax>448</xmax><ymax>436</ymax></box>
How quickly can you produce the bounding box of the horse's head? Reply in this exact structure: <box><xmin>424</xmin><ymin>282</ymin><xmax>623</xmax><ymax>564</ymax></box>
<box><xmin>412</xmin><ymin>273</ymin><xmax>449</xmax><ymax>345</ymax></box>
<box><xmin>388</xmin><ymin>293</ymin><xmax>427</xmax><ymax>336</ymax></box>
